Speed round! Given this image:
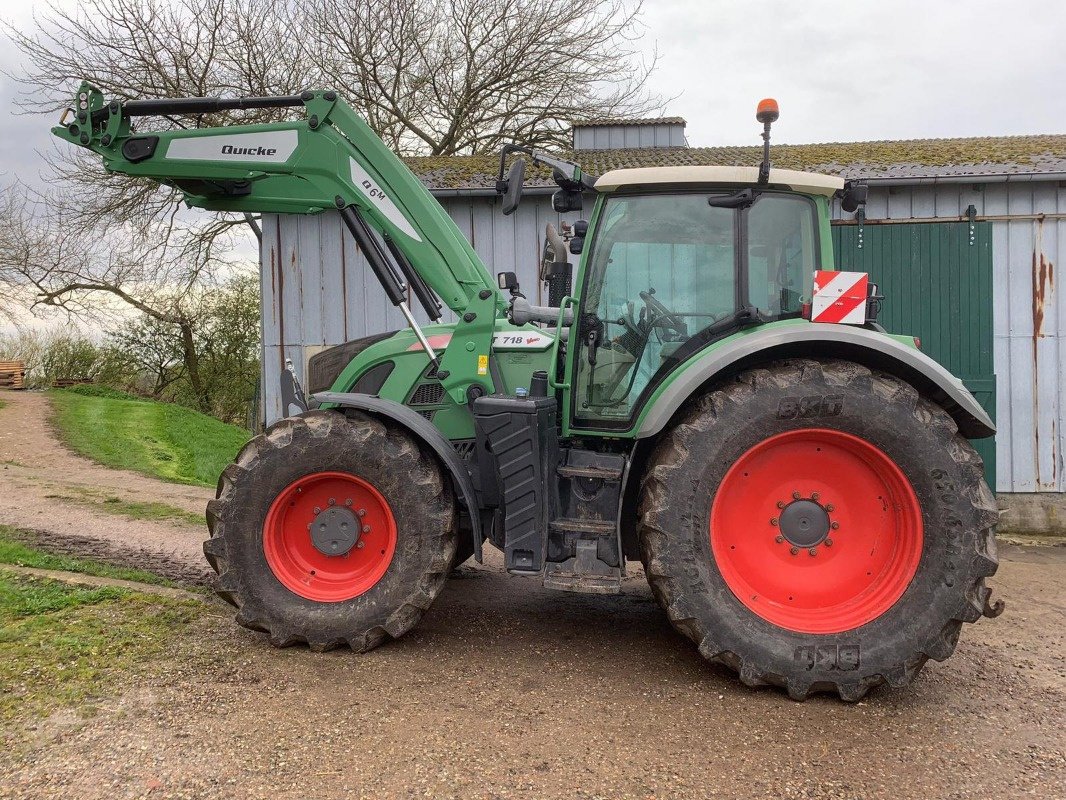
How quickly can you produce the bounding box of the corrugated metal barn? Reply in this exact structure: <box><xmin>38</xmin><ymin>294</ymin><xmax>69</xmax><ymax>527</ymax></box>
<box><xmin>260</xmin><ymin>121</ymin><xmax>1066</xmax><ymax>531</ymax></box>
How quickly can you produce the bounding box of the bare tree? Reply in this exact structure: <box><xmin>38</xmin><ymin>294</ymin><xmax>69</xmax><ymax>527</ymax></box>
<box><xmin>308</xmin><ymin>0</ymin><xmax>663</xmax><ymax>154</ymax></box>
<box><xmin>9</xmin><ymin>0</ymin><xmax>661</xmax><ymax>158</ymax></box>
<box><xmin>0</xmin><ymin>188</ymin><xmax>240</xmax><ymax>411</ymax></box>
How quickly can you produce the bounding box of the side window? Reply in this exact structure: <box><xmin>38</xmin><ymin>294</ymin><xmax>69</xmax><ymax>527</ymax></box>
<box><xmin>746</xmin><ymin>195</ymin><xmax>816</xmax><ymax>315</ymax></box>
<box><xmin>576</xmin><ymin>195</ymin><xmax>736</xmax><ymax>423</ymax></box>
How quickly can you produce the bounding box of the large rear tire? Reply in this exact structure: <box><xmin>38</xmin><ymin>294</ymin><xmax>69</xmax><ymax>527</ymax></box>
<box><xmin>638</xmin><ymin>359</ymin><xmax>999</xmax><ymax>701</ymax></box>
<box><xmin>204</xmin><ymin>410</ymin><xmax>456</xmax><ymax>652</ymax></box>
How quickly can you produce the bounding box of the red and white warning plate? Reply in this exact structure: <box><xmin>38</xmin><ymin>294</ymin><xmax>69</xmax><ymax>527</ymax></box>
<box><xmin>811</xmin><ymin>270</ymin><xmax>869</xmax><ymax>324</ymax></box>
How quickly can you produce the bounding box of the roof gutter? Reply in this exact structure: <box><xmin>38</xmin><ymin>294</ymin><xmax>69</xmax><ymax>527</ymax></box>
<box><xmin>425</xmin><ymin>171</ymin><xmax>1066</xmax><ymax>196</ymax></box>
<box><xmin>858</xmin><ymin>171</ymin><xmax>1066</xmax><ymax>187</ymax></box>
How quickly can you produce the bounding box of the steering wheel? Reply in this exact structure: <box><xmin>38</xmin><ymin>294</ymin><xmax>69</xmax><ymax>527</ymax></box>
<box><xmin>639</xmin><ymin>289</ymin><xmax>688</xmax><ymax>338</ymax></box>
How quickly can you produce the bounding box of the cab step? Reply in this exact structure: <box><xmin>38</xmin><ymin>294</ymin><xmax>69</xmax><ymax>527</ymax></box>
<box><xmin>556</xmin><ymin>463</ymin><xmax>623</xmax><ymax>481</ymax></box>
<box><xmin>543</xmin><ymin>539</ymin><xmax>622</xmax><ymax>595</ymax></box>
<box><xmin>548</xmin><ymin>517</ymin><xmax>615</xmax><ymax>536</ymax></box>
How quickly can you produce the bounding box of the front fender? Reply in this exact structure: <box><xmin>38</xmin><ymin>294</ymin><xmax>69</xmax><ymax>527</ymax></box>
<box><xmin>313</xmin><ymin>392</ymin><xmax>483</xmax><ymax>560</ymax></box>
<box><xmin>636</xmin><ymin>322</ymin><xmax>995</xmax><ymax>440</ymax></box>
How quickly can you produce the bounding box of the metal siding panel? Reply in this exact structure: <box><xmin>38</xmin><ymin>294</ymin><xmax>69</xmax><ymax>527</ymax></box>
<box><xmin>318</xmin><ymin>212</ymin><xmax>347</xmax><ymax>345</ymax></box>
<box><xmin>886</xmin><ymin>187</ymin><xmax>912</xmax><ymax>219</ymax></box>
<box><xmin>865</xmin><ymin>188</ymin><xmax>891</xmax><ymax>220</ymax></box>
<box><xmin>297</xmin><ymin>214</ymin><xmax>324</xmax><ymax>347</ymax></box>
<box><xmin>278</xmin><ymin>216</ymin><xmax>303</xmax><ymax>354</ymax></box>
<box><xmin>910</xmin><ymin>186</ymin><xmax>937</xmax><ymax>219</ymax></box>
<box><xmin>261</xmin><ymin>215</ymin><xmax>282</xmax><ymax>347</ymax></box>
<box><xmin>514</xmin><ymin>201</ymin><xmax>542</xmax><ymax>304</ymax></box>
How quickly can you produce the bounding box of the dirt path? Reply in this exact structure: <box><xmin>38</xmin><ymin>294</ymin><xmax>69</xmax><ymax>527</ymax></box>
<box><xmin>0</xmin><ymin>389</ymin><xmax>1063</xmax><ymax>799</ymax></box>
<box><xmin>0</xmin><ymin>391</ymin><xmax>211</xmax><ymax>578</ymax></box>
<box><xmin>0</xmin><ymin>543</ymin><xmax>1063</xmax><ymax>800</ymax></box>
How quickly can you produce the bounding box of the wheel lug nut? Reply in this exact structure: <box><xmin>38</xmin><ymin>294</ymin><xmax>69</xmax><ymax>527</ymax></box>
<box><xmin>328</xmin><ymin>498</ymin><xmax>336</xmax><ymax>506</ymax></box>
<box><xmin>792</xmin><ymin>491</ymin><xmax>801</xmax><ymax>500</ymax></box>
<box><xmin>808</xmin><ymin>548</ymin><xmax>817</xmax><ymax>557</ymax></box>
<box><xmin>790</xmin><ymin>547</ymin><xmax>799</xmax><ymax>556</ymax></box>
<box><xmin>313</xmin><ymin>506</ymin><xmax>321</xmax><ymax>515</ymax></box>
<box><xmin>345</xmin><ymin>498</ymin><xmax>353</xmax><ymax>507</ymax></box>
<box><xmin>826</xmin><ymin>504</ymin><xmax>835</xmax><ymax>512</ymax></box>
<box><xmin>357</xmin><ymin>509</ymin><xmax>366</xmax><ymax>517</ymax></box>
<box><xmin>831</xmin><ymin>521</ymin><xmax>840</xmax><ymax>530</ymax></box>
<box><xmin>357</xmin><ymin>541</ymin><xmax>365</xmax><ymax>549</ymax></box>
<box><xmin>362</xmin><ymin>525</ymin><xmax>371</xmax><ymax>533</ymax></box>
<box><xmin>825</xmin><ymin>538</ymin><xmax>833</xmax><ymax>547</ymax></box>
<box><xmin>811</xmin><ymin>492</ymin><xmax>820</xmax><ymax>500</ymax></box>
<box><xmin>776</xmin><ymin>500</ymin><xmax>786</xmax><ymax>509</ymax></box>
<box><xmin>770</xmin><ymin>517</ymin><xmax>779</xmax><ymax>526</ymax></box>
<box><xmin>775</xmin><ymin>535</ymin><xmax>784</xmax><ymax>543</ymax></box>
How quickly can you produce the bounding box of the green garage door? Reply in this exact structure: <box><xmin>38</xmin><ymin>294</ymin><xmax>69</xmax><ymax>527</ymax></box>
<box><xmin>831</xmin><ymin>221</ymin><xmax>996</xmax><ymax>487</ymax></box>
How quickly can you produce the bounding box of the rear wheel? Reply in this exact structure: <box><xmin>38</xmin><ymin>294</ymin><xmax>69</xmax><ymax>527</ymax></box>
<box><xmin>205</xmin><ymin>410</ymin><xmax>456</xmax><ymax>652</ymax></box>
<box><xmin>639</xmin><ymin>359</ymin><xmax>999</xmax><ymax>700</ymax></box>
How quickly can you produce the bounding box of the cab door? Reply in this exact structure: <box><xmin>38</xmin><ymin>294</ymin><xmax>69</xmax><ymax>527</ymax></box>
<box><xmin>563</xmin><ymin>190</ymin><xmax>819</xmax><ymax>434</ymax></box>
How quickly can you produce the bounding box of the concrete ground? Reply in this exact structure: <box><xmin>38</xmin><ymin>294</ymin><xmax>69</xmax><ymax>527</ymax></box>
<box><xmin>0</xmin><ymin>390</ymin><xmax>1063</xmax><ymax>799</ymax></box>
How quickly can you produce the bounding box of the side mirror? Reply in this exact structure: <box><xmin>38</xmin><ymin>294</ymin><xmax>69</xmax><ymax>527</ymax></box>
<box><xmin>569</xmin><ymin>219</ymin><xmax>589</xmax><ymax>255</ymax></box>
<box><xmin>840</xmin><ymin>181</ymin><xmax>868</xmax><ymax>214</ymax></box>
<box><xmin>497</xmin><ymin>271</ymin><xmax>522</xmax><ymax>297</ymax></box>
<box><xmin>551</xmin><ymin>188</ymin><xmax>583</xmax><ymax>213</ymax></box>
<box><xmin>501</xmin><ymin>158</ymin><xmax>526</xmax><ymax>216</ymax></box>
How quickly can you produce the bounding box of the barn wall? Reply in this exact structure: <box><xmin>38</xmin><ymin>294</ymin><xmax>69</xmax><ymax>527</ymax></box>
<box><xmin>833</xmin><ymin>182</ymin><xmax>1065</xmax><ymax>493</ymax></box>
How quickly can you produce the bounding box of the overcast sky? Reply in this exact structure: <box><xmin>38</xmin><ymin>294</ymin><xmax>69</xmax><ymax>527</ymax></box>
<box><xmin>2</xmin><ymin>0</ymin><xmax>1064</xmax><ymax>184</ymax></box>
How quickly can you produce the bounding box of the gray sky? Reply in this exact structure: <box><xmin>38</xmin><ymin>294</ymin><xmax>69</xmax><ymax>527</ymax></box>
<box><xmin>2</xmin><ymin>0</ymin><xmax>1064</xmax><ymax>183</ymax></box>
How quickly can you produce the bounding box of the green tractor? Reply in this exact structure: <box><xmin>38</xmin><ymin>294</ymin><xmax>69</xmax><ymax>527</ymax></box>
<box><xmin>54</xmin><ymin>86</ymin><xmax>1001</xmax><ymax>700</ymax></box>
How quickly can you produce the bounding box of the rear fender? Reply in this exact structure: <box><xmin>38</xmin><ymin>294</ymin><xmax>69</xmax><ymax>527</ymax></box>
<box><xmin>313</xmin><ymin>392</ymin><xmax>482</xmax><ymax>561</ymax></box>
<box><xmin>636</xmin><ymin>324</ymin><xmax>995</xmax><ymax>440</ymax></box>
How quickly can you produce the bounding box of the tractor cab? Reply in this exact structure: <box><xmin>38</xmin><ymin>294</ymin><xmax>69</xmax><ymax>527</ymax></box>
<box><xmin>571</xmin><ymin>166</ymin><xmax>842</xmax><ymax>426</ymax></box>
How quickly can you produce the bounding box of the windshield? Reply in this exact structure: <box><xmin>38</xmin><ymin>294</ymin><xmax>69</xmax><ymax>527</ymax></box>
<box><xmin>574</xmin><ymin>191</ymin><xmax>818</xmax><ymax>425</ymax></box>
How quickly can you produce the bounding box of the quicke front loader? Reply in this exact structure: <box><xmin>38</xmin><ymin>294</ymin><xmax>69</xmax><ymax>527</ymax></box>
<box><xmin>54</xmin><ymin>86</ymin><xmax>1003</xmax><ymax>700</ymax></box>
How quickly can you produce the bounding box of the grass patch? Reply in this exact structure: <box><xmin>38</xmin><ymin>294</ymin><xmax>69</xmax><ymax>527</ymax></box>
<box><xmin>0</xmin><ymin>526</ymin><xmax>174</xmax><ymax>587</ymax></box>
<box><xmin>42</xmin><ymin>487</ymin><xmax>204</xmax><ymax>527</ymax></box>
<box><xmin>0</xmin><ymin>570</ymin><xmax>202</xmax><ymax>722</ymax></box>
<box><xmin>48</xmin><ymin>389</ymin><xmax>248</xmax><ymax>486</ymax></box>
<box><xmin>61</xmin><ymin>384</ymin><xmax>142</xmax><ymax>401</ymax></box>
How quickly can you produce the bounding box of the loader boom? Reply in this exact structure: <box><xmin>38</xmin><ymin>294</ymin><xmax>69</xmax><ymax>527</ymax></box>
<box><xmin>53</xmin><ymin>83</ymin><xmax>497</xmax><ymax>316</ymax></box>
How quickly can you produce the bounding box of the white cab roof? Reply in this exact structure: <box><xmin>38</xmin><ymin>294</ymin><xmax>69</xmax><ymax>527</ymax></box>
<box><xmin>594</xmin><ymin>166</ymin><xmax>845</xmax><ymax>197</ymax></box>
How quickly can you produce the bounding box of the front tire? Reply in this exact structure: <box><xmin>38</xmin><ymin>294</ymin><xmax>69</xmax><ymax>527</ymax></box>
<box><xmin>204</xmin><ymin>410</ymin><xmax>456</xmax><ymax>652</ymax></box>
<box><xmin>638</xmin><ymin>359</ymin><xmax>999</xmax><ymax>701</ymax></box>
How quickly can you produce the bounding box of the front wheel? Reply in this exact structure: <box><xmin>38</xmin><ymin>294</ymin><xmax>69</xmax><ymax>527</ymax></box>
<box><xmin>204</xmin><ymin>410</ymin><xmax>456</xmax><ymax>652</ymax></box>
<box><xmin>638</xmin><ymin>359</ymin><xmax>999</xmax><ymax>701</ymax></box>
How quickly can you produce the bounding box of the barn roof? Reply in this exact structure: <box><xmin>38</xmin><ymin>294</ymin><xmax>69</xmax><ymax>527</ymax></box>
<box><xmin>404</xmin><ymin>134</ymin><xmax>1066</xmax><ymax>191</ymax></box>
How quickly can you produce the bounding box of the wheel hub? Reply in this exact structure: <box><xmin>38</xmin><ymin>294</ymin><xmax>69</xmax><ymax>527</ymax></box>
<box><xmin>778</xmin><ymin>499</ymin><xmax>830</xmax><ymax>548</ymax></box>
<box><xmin>310</xmin><ymin>506</ymin><xmax>360</xmax><ymax>556</ymax></box>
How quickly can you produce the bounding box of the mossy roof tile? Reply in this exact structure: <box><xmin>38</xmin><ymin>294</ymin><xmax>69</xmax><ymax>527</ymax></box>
<box><xmin>405</xmin><ymin>134</ymin><xmax>1066</xmax><ymax>190</ymax></box>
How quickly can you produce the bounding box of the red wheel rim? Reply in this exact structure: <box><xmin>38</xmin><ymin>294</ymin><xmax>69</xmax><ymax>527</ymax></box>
<box><xmin>263</xmin><ymin>471</ymin><xmax>397</xmax><ymax>602</ymax></box>
<box><xmin>710</xmin><ymin>429</ymin><xmax>923</xmax><ymax>634</ymax></box>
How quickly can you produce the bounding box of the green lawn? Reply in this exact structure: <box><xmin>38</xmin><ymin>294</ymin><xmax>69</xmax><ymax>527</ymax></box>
<box><xmin>48</xmin><ymin>389</ymin><xmax>249</xmax><ymax>486</ymax></box>
<box><xmin>0</xmin><ymin>572</ymin><xmax>202</xmax><ymax>722</ymax></box>
<box><xmin>0</xmin><ymin>534</ymin><xmax>204</xmax><ymax>723</ymax></box>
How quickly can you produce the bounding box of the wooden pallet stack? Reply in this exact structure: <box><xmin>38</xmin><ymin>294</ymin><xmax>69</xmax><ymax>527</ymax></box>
<box><xmin>0</xmin><ymin>360</ymin><xmax>26</xmax><ymax>390</ymax></box>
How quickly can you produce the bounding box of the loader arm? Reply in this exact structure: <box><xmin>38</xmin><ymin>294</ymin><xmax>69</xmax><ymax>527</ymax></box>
<box><xmin>53</xmin><ymin>82</ymin><xmax>503</xmax><ymax>395</ymax></box>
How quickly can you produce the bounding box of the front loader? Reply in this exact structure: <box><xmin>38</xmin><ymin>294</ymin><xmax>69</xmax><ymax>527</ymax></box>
<box><xmin>54</xmin><ymin>85</ymin><xmax>1002</xmax><ymax>700</ymax></box>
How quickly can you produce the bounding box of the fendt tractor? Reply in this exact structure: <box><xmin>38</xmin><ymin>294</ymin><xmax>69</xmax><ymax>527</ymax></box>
<box><xmin>55</xmin><ymin>85</ymin><xmax>1003</xmax><ymax>700</ymax></box>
